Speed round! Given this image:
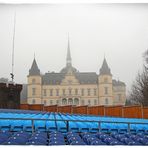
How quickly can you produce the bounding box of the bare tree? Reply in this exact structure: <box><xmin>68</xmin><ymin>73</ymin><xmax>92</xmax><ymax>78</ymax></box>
<box><xmin>129</xmin><ymin>49</ymin><xmax>148</xmax><ymax>106</ymax></box>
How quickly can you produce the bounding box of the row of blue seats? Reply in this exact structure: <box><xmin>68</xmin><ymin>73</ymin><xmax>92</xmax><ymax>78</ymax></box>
<box><xmin>0</xmin><ymin>130</ymin><xmax>148</xmax><ymax>145</ymax></box>
<box><xmin>0</xmin><ymin>111</ymin><xmax>148</xmax><ymax>133</ymax></box>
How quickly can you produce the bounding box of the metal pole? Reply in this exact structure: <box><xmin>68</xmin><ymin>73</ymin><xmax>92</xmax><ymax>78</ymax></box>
<box><xmin>128</xmin><ymin>123</ymin><xmax>130</xmax><ymax>133</ymax></box>
<box><xmin>31</xmin><ymin>119</ymin><xmax>35</xmax><ymax>133</ymax></box>
<box><xmin>66</xmin><ymin>120</ymin><xmax>69</xmax><ymax>132</ymax></box>
<box><xmin>98</xmin><ymin>121</ymin><xmax>101</xmax><ymax>132</ymax></box>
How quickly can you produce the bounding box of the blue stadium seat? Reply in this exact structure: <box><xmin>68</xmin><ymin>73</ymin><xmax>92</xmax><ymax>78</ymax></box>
<box><xmin>90</xmin><ymin>140</ymin><xmax>106</xmax><ymax>145</ymax></box>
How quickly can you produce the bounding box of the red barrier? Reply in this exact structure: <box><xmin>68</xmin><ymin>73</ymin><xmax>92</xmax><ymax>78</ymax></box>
<box><xmin>20</xmin><ymin>104</ymin><xmax>29</xmax><ymax>110</ymax></box>
<box><xmin>105</xmin><ymin>106</ymin><xmax>123</xmax><ymax>117</ymax></box>
<box><xmin>72</xmin><ymin>106</ymin><xmax>88</xmax><ymax>114</ymax></box>
<box><xmin>44</xmin><ymin>105</ymin><xmax>57</xmax><ymax>112</ymax></box>
<box><xmin>57</xmin><ymin>105</ymin><xmax>72</xmax><ymax>114</ymax></box>
<box><xmin>143</xmin><ymin>107</ymin><xmax>148</xmax><ymax>119</ymax></box>
<box><xmin>29</xmin><ymin>104</ymin><xmax>43</xmax><ymax>111</ymax></box>
<box><xmin>123</xmin><ymin>106</ymin><xmax>142</xmax><ymax>118</ymax></box>
<box><xmin>19</xmin><ymin>104</ymin><xmax>148</xmax><ymax>119</ymax></box>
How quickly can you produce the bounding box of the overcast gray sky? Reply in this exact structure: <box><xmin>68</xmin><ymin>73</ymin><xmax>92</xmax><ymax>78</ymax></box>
<box><xmin>0</xmin><ymin>4</ymin><xmax>148</xmax><ymax>92</ymax></box>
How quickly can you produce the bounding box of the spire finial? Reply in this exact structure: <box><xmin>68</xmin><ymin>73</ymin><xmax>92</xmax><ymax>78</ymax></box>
<box><xmin>34</xmin><ymin>52</ymin><xmax>35</xmax><ymax>59</ymax></box>
<box><xmin>66</xmin><ymin>34</ymin><xmax>72</xmax><ymax>67</ymax></box>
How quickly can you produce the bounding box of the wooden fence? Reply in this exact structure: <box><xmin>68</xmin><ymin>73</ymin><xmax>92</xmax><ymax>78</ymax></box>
<box><xmin>20</xmin><ymin>104</ymin><xmax>148</xmax><ymax>119</ymax></box>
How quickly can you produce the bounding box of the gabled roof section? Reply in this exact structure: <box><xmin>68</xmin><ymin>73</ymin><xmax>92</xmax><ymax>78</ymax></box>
<box><xmin>99</xmin><ymin>58</ymin><xmax>112</xmax><ymax>75</ymax></box>
<box><xmin>42</xmin><ymin>73</ymin><xmax>65</xmax><ymax>85</ymax></box>
<box><xmin>29</xmin><ymin>58</ymin><xmax>40</xmax><ymax>76</ymax></box>
<box><xmin>42</xmin><ymin>72</ymin><xmax>98</xmax><ymax>85</ymax></box>
<box><xmin>112</xmin><ymin>79</ymin><xmax>126</xmax><ymax>86</ymax></box>
<box><xmin>75</xmin><ymin>72</ymin><xmax>98</xmax><ymax>84</ymax></box>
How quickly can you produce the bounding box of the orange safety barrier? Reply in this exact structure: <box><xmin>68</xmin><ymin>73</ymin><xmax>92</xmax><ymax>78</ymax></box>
<box><xmin>20</xmin><ymin>104</ymin><xmax>148</xmax><ymax>119</ymax></box>
<box><xmin>44</xmin><ymin>105</ymin><xmax>57</xmax><ymax>112</ymax></box>
<box><xmin>143</xmin><ymin>107</ymin><xmax>148</xmax><ymax>119</ymax></box>
<box><xmin>28</xmin><ymin>104</ymin><xmax>43</xmax><ymax>111</ymax></box>
<box><xmin>20</xmin><ymin>104</ymin><xmax>29</xmax><ymax>110</ymax></box>
<box><xmin>57</xmin><ymin>105</ymin><xmax>72</xmax><ymax>114</ymax></box>
<box><xmin>105</xmin><ymin>105</ymin><xmax>123</xmax><ymax>117</ymax></box>
<box><xmin>72</xmin><ymin>106</ymin><xmax>88</xmax><ymax>114</ymax></box>
<box><xmin>123</xmin><ymin>106</ymin><xmax>142</xmax><ymax>118</ymax></box>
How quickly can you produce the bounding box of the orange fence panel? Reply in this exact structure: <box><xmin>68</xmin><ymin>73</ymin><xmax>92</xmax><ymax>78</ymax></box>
<box><xmin>88</xmin><ymin>106</ymin><xmax>99</xmax><ymax>115</ymax></box>
<box><xmin>44</xmin><ymin>105</ymin><xmax>57</xmax><ymax>112</ymax></box>
<box><xmin>20</xmin><ymin>104</ymin><xmax>29</xmax><ymax>110</ymax></box>
<box><xmin>57</xmin><ymin>105</ymin><xmax>72</xmax><ymax>114</ymax></box>
<box><xmin>98</xmin><ymin>106</ymin><xmax>105</xmax><ymax>116</ymax></box>
<box><xmin>72</xmin><ymin>106</ymin><xmax>88</xmax><ymax>114</ymax></box>
<box><xmin>123</xmin><ymin>106</ymin><xmax>142</xmax><ymax>118</ymax></box>
<box><xmin>29</xmin><ymin>104</ymin><xmax>43</xmax><ymax>111</ymax></box>
<box><xmin>105</xmin><ymin>106</ymin><xmax>123</xmax><ymax>117</ymax></box>
<box><xmin>143</xmin><ymin>107</ymin><xmax>148</xmax><ymax>119</ymax></box>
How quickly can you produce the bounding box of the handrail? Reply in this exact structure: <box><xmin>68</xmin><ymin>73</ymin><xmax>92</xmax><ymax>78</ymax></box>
<box><xmin>0</xmin><ymin>117</ymin><xmax>147</xmax><ymax>124</ymax></box>
<box><xmin>0</xmin><ymin>117</ymin><xmax>147</xmax><ymax>133</ymax></box>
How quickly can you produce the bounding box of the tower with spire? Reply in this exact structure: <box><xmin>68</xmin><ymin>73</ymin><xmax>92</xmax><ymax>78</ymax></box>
<box><xmin>26</xmin><ymin>38</ymin><xmax>126</xmax><ymax>106</ymax></box>
<box><xmin>98</xmin><ymin>57</ymin><xmax>113</xmax><ymax>105</ymax></box>
<box><xmin>66</xmin><ymin>36</ymin><xmax>72</xmax><ymax>67</ymax></box>
<box><xmin>27</xmin><ymin>57</ymin><xmax>42</xmax><ymax>105</ymax></box>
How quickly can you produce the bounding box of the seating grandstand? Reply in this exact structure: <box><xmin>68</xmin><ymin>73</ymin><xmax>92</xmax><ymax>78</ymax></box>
<box><xmin>0</xmin><ymin>109</ymin><xmax>148</xmax><ymax>145</ymax></box>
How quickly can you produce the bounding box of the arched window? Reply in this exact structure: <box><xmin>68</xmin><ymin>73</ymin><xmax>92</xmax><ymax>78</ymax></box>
<box><xmin>32</xmin><ymin>99</ymin><xmax>35</xmax><ymax>104</ymax></box>
<box><xmin>68</xmin><ymin>98</ymin><xmax>73</xmax><ymax>105</ymax></box>
<box><xmin>74</xmin><ymin>98</ymin><xmax>79</xmax><ymax>105</ymax></box>
<box><xmin>62</xmin><ymin>98</ymin><xmax>67</xmax><ymax>105</ymax></box>
<box><xmin>105</xmin><ymin>98</ymin><xmax>108</xmax><ymax>104</ymax></box>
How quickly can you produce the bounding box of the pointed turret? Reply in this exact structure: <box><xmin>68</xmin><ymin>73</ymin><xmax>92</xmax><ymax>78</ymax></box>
<box><xmin>66</xmin><ymin>36</ymin><xmax>72</xmax><ymax>67</ymax></box>
<box><xmin>29</xmin><ymin>58</ymin><xmax>40</xmax><ymax>75</ymax></box>
<box><xmin>99</xmin><ymin>58</ymin><xmax>112</xmax><ymax>75</ymax></box>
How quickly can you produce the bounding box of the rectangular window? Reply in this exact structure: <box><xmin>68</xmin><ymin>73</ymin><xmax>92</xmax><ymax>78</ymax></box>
<box><xmin>94</xmin><ymin>99</ymin><xmax>97</xmax><ymax>105</ymax></box>
<box><xmin>81</xmin><ymin>100</ymin><xmax>84</xmax><ymax>105</ymax></box>
<box><xmin>94</xmin><ymin>89</ymin><xmax>97</xmax><ymax>96</ymax></box>
<box><xmin>81</xmin><ymin>89</ymin><xmax>84</xmax><ymax>96</ymax></box>
<box><xmin>69</xmin><ymin>89</ymin><xmax>72</xmax><ymax>95</ymax></box>
<box><xmin>104</xmin><ymin>87</ymin><xmax>108</xmax><ymax>94</ymax></box>
<box><xmin>43</xmin><ymin>89</ymin><xmax>46</xmax><ymax>96</ymax></box>
<box><xmin>118</xmin><ymin>94</ymin><xmax>121</xmax><ymax>101</ymax></box>
<box><xmin>50</xmin><ymin>100</ymin><xmax>53</xmax><ymax>105</ymax></box>
<box><xmin>56</xmin><ymin>100</ymin><xmax>59</xmax><ymax>105</ymax></box>
<box><xmin>56</xmin><ymin>89</ymin><xmax>59</xmax><ymax>96</ymax></box>
<box><xmin>105</xmin><ymin>98</ymin><xmax>108</xmax><ymax>104</ymax></box>
<box><xmin>32</xmin><ymin>88</ymin><xmax>36</xmax><ymax>96</ymax></box>
<box><xmin>88</xmin><ymin>100</ymin><xmax>91</xmax><ymax>105</ymax></box>
<box><xmin>87</xmin><ymin>89</ymin><xmax>90</xmax><ymax>96</ymax></box>
<box><xmin>75</xmin><ymin>89</ymin><xmax>78</xmax><ymax>95</ymax></box>
<box><xmin>50</xmin><ymin>89</ymin><xmax>53</xmax><ymax>96</ymax></box>
<box><xmin>32</xmin><ymin>99</ymin><xmax>35</xmax><ymax>104</ymax></box>
<box><xmin>63</xmin><ymin>89</ymin><xmax>65</xmax><ymax>95</ymax></box>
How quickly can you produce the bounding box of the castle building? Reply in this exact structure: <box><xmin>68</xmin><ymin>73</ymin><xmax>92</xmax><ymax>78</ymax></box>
<box><xmin>27</xmin><ymin>40</ymin><xmax>126</xmax><ymax>106</ymax></box>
